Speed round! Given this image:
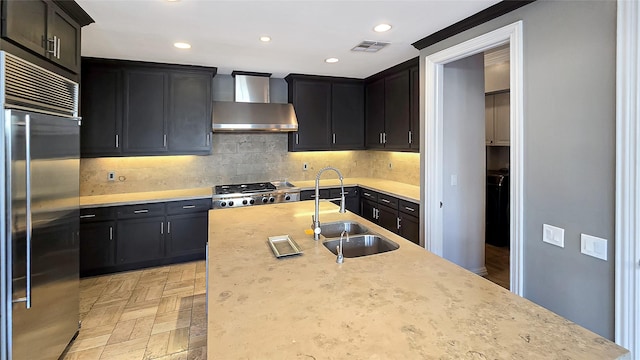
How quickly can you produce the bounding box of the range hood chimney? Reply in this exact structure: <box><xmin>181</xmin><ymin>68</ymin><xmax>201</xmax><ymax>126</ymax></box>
<box><xmin>212</xmin><ymin>71</ymin><xmax>298</xmax><ymax>132</ymax></box>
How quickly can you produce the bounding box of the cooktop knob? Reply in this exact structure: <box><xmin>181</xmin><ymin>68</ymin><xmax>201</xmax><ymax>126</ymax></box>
<box><xmin>242</xmin><ymin>200</ymin><xmax>248</xmax><ymax>205</ymax></box>
<box><xmin>285</xmin><ymin>195</ymin><xmax>291</xmax><ymax>201</ymax></box>
<box><xmin>228</xmin><ymin>201</ymin><xmax>234</xmax><ymax>207</ymax></box>
<box><xmin>269</xmin><ymin>197</ymin><xmax>275</xmax><ymax>203</ymax></box>
<box><xmin>249</xmin><ymin>199</ymin><xmax>255</xmax><ymax>204</ymax></box>
<box><xmin>262</xmin><ymin>197</ymin><xmax>268</xmax><ymax>203</ymax></box>
<box><xmin>220</xmin><ymin>202</ymin><xmax>227</xmax><ymax>207</ymax></box>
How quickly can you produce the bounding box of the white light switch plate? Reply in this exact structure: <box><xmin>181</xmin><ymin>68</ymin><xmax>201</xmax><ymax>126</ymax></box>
<box><xmin>581</xmin><ymin>234</ymin><xmax>607</xmax><ymax>261</ymax></box>
<box><xmin>542</xmin><ymin>224</ymin><xmax>564</xmax><ymax>248</ymax></box>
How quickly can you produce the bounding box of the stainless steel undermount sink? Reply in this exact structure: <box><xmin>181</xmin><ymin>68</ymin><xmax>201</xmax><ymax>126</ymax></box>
<box><xmin>319</xmin><ymin>221</ymin><xmax>369</xmax><ymax>238</ymax></box>
<box><xmin>323</xmin><ymin>234</ymin><xmax>399</xmax><ymax>258</ymax></box>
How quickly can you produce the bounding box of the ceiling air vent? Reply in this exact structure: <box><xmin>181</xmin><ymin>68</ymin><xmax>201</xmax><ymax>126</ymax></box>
<box><xmin>351</xmin><ymin>40</ymin><xmax>390</xmax><ymax>53</ymax></box>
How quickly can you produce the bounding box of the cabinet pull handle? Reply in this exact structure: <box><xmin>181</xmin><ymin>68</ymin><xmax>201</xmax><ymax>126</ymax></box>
<box><xmin>333</xmin><ymin>133</ymin><xmax>336</xmax><ymax>144</ymax></box>
<box><xmin>47</xmin><ymin>36</ymin><xmax>57</xmax><ymax>56</ymax></box>
<box><xmin>163</xmin><ymin>134</ymin><xmax>167</xmax><ymax>148</ymax></box>
<box><xmin>408</xmin><ymin>131</ymin><xmax>412</xmax><ymax>144</ymax></box>
<box><xmin>363</xmin><ymin>192</ymin><xmax>371</xmax><ymax>197</ymax></box>
<box><xmin>397</xmin><ymin>217</ymin><xmax>401</xmax><ymax>229</ymax></box>
<box><xmin>295</xmin><ymin>133</ymin><xmax>299</xmax><ymax>145</ymax></box>
<box><xmin>404</xmin><ymin>206</ymin><xmax>415</xmax><ymax>212</ymax></box>
<box><xmin>115</xmin><ymin>134</ymin><xmax>119</xmax><ymax>148</ymax></box>
<box><xmin>379</xmin><ymin>133</ymin><xmax>383</xmax><ymax>144</ymax></box>
<box><xmin>380</xmin><ymin>198</ymin><xmax>391</xmax><ymax>204</ymax></box>
<box><xmin>383</xmin><ymin>132</ymin><xmax>387</xmax><ymax>144</ymax></box>
<box><xmin>182</xmin><ymin>205</ymin><xmax>196</xmax><ymax>209</ymax></box>
<box><xmin>161</xmin><ymin>222</ymin><xmax>164</xmax><ymax>234</ymax></box>
<box><xmin>80</xmin><ymin>214</ymin><xmax>96</xmax><ymax>219</ymax></box>
<box><xmin>133</xmin><ymin>209</ymin><xmax>149</xmax><ymax>214</ymax></box>
<box><xmin>56</xmin><ymin>37</ymin><xmax>61</xmax><ymax>59</ymax></box>
<box><xmin>109</xmin><ymin>226</ymin><xmax>113</xmax><ymax>241</ymax></box>
<box><xmin>168</xmin><ymin>221</ymin><xmax>171</xmax><ymax>234</ymax></box>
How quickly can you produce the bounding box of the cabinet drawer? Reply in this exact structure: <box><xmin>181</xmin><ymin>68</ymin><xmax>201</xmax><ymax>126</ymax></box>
<box><xmin>80</xmin><ymin>207</ymin><xmax>115</xmax><ymax>222</ymax></box>
<box><xmin>399</xmin><ymin>200</ymin><xmax>419</xmax><ymax>215</ymax></box>
<box><xmin>329</xmin><ymin>186</ymin><xmax>357</xmax><ymax>198</ymax></box>
<box><xmin>378</xmin><ymin>193</ymin><xmax>399</xmax><ymax>209</ymax></box>
<box><xmin>116</xmin><ymin>203</ymin><xmax>165</xmax><ymax>218</ymax></box>
<box><xmin>166</xmin><ymin>199</ymin><xmax>211</xmax><ymax>215</ymax></box>
<box><xmin>300</xmin><ymin>189</ymin><xmax>330</xmax><ymax>201</ymax></box>
<box><xmin>360</xmin><ymin>189</ymin><xmax>378</xmax><ymax>202</ymax></box>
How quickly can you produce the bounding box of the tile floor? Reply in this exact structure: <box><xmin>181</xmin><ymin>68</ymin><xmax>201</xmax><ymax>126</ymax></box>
<box><xmin>61</xmin><ymin>261</ymin><xmax>207</xmax><ymax>360</ymax></box>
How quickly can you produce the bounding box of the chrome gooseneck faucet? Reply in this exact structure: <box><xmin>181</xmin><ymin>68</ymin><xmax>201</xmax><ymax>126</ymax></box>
<box><xmin>312</xmin><ymin>166</ymin><xmax>346</xmax><ymax>240</ymax></box>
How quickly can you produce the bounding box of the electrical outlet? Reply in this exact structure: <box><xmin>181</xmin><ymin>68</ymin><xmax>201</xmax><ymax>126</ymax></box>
<box><xmin>303</xmin><ymin>163</ymin><xmax>308</xmax><ymax>171</ymax></box>
<box><xmin>388</xmin><ymin>162</ymin><xmax>392</xmax><ymax>169</ymax></box>
<box><xmin>542</xmin><ymin>224</ymin><xmax>564</xmax><ymax>248</ymax></box>
<box><xmin>107</xmin><ymin>171</ymin><xmax>116</xmax><ymax>181</ymax></box>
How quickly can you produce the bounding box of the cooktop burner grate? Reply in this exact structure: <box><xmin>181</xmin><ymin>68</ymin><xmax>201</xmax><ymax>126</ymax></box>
<box><xmin>214</xmin><ymin>182</ymin><xmax>277</xmax><ymax>195</ymax></box>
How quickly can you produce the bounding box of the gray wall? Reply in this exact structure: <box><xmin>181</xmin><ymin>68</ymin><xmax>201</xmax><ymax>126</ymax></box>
<box><xmin>419</xmin><ymin>1</ymin><xmax>617</xmax><ymax>338</ymax></box>
<box><xmin>442</xmin><ymin>54</ymin><xmax>487</xmax><ymax>273</ymax></box>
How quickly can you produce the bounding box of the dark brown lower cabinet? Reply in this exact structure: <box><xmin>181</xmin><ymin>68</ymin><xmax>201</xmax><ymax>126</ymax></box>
<box><xmin>79</xmin><ymin>198</ymin><xmax>209</xmax><ymax>277</ymax></box>
<box><xmin>398</xmin><ymin>212</ymin><xmax>420</xmax><ymax>245</ymax></box>
<box><xmin>166</xmin><ymin>212</ymin><xmax>208</xmax><ymax>257</ymax></box>
<box><xmin>116</xmin><ymin>216</ymin><xmax>165</xmax><ymax>264</ymax></box>
<box><xmin>359</xmin><ymin>189</ymin><xmax>421</xmax><ymax>245</ymax></box>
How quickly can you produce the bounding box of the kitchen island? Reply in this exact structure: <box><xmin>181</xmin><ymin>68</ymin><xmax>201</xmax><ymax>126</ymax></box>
<box><xmin>207</xmin><ymin>201</ymin><xmax>629</xmax><ymax>359</ymax></box>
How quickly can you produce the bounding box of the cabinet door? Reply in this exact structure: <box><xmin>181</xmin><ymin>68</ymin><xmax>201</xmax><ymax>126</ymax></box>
<box><xmin>290</xmin><ymin>80</ymin><xmax>331</xmax><ymax>151</ymax></box>
<box><xmin>384</xmin><ymin>71</ymin><xmax>411</xmax><ymax>149</ymax></box>
<box><xmin>79</xmin><ymin>221</ymin><xmax>115</xmax><ymax>275</ymax></box>
<box><xmin>167</xmin><ymin>212</ymin><xmax>207</xmax><ymax>258</ymax></box>
<box><xmin>116</xmin><ymin>216</ymin><xmax>165</xmax><ymax>264</ymax></box>
<box><xmin>80</xmin><ymin>63</ymin><xmax>122</xmax><ymax>156</ymax></box>
<box><xmin>493</xmin><ymin>92</ymin><xmax>510</xmax><ymax>146</ymax></box>
<box><xmin>168</xmin><ymin>71</ymin><xmax>212</xmax><ymax>154</ymax></box>
<box><xmin>365</xmin><ymin>79</ymin><xmax>385</xmax><ymax>148</ymax></box>
<box><xmin>399</xmin><ymin>213</ymin><xmax>420</xmax><ymax>245</ymax></box>
<box><xmin>485</xmin><ymin>94</ymin><xmax>495</xmax><ymax>145</ymax></box>
<box><xmin>331</xmin><ymin>82</ymin><xmax>364</xmax><ymax>149</ymax></box>
<box><xmin>123</xmin><ymin>69</ymin><xmax>168</xmax><ymax>154</ymax></box>
<box><xmin>410</xmin><ymin>66</ymin><xmax>420</xmax><ymax>151</ymax></box>
<box><xmin>360</xmin><ymin>199</ymin><xmax>378</xmax><ymax>223</ymax></box>
<box><xmin>48</xmin><ymin>4</ymin><xmax>80</xmax><ymax>73</ymax></box>
<box><xmin>3</xmin><ymin>0</ymin><xmax>48</xmax><ymax>56</ymax></box>
<box><xmin>377</xmin><ymin>203</ymin><xmax>399</xmax><ymax>234</ymax></box>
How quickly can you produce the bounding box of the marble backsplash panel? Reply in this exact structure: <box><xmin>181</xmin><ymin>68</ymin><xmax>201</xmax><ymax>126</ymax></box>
<box><xmin>80</xmin><ymin>133</ymin><xmax>420</xmax><ymax>195</ymax></box>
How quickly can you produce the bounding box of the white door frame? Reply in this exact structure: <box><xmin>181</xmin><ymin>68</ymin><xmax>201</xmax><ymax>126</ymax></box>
<box><xmin>615</xmin><ymin>0</ymin><xmax>639</xmax><ymax>355</ymax></box>
<box><xmin>422</xmin><ymin>21</ymin><xmax>524</xmax><ymax>295</ymax></box>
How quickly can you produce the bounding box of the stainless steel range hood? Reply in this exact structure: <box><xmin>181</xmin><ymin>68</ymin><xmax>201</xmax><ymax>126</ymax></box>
<box><xmin>212</xmin><ymin>72</ymin><xmax>298</xmax><ymax>132</ymax></box>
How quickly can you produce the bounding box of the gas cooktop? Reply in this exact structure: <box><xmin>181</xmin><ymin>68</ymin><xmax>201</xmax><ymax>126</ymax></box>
<box><xmin>211</xmin><ymin>181</ymin><xmax>300</xmax><ymax>209</ymax></box>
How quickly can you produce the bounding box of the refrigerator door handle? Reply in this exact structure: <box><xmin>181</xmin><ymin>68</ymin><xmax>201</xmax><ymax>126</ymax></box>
<box><xmin>12</xmin><ymin>114</ymin><xmax>32</xmax><ymax>309</ymax></box>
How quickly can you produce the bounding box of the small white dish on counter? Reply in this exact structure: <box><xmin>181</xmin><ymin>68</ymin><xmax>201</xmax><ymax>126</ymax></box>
<box><xmin>267</xmin><ymin>235</ymin><xmax>303</xmax><ymax>258</ymax></box>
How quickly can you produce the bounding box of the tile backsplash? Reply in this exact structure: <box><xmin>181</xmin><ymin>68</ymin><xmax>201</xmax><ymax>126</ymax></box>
<box><xmin>80</xmin><ymin>133</ymin><xmax>421</xmax><ymax>195</ymax></box>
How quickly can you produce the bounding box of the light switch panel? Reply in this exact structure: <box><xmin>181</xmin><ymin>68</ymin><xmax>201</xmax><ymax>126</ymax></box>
<box><xmin>542</xmin><ymin>224</ymin><xmax>564</xmax><ymax>248</ymax></box>
<box><xmin>581</xmin><ymin>234</ymin><xmax>607</xmax><ymax>261</ymax></box>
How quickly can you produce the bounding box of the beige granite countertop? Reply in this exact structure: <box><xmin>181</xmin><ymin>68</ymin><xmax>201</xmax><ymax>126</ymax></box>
<box><xmin>291</xmin><ymin>177</ymin><xmax>420</xmax><ymax>202</ymax></box>
<box><xmin>79</xmin><ymin>187</ymin><xmax>212</xmax><ymax>208</ymax></box>
<box><xmin>207</xmin><ymin>201</ymin><xmax>629</xmax><ymax>359</ymax></box>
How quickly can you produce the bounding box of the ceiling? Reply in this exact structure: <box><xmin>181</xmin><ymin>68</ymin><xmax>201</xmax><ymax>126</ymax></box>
<box><xmin>77</xmin><ymin>0</ymin><xmax>501</xmax><ymax>79</ymax></box>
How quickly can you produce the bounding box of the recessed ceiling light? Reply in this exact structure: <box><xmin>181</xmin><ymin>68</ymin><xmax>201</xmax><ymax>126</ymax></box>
<box><xmin>374</xmin><ymin>23</ymin><xmax>392</xmax><ymax>32</ymax></box>
<box><xmin>174</xmin><ymin>42</ymin><xmax>191</xmax><ymax>49</ymax></box>
<box><xmin>260</xmin><ymin>36</ymin><xmax>271</xmax><ymax>42</ymax></box>
<box><xmin>325</xmin><ymin>58</ymin><xmax>339</xmax><ymax>63</ymax></box>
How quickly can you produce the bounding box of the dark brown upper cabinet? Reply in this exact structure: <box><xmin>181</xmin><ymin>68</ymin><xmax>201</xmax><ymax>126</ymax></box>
<box><xmin>80</xmin><ymin>58</ymin><xmax>216</xmax><ymax>157</ymax></box>
<box><xmin>286</xmin><ymin>74</ymin><xmax>364</xmax><ymax>152</ymax></box>
<box><xmin>365</xmin><ymin>57</ymin><xmax>419</xmax><ymax>152</ymax></box>
<box><xmin>2</xmin><ymin>0</ymin><xmax>83</xmax><ymax>73</ymax></box>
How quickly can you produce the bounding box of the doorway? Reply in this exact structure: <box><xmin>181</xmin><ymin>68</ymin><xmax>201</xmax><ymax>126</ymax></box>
<box><xmin>484</xmin><ymin>45</ymin><xmax>511</xmax><ymax>290</ymax></box>
<box><xmin>421</xmin><ymin>21</ymin><xmax>524</xmax><ymax>295</ymax></box>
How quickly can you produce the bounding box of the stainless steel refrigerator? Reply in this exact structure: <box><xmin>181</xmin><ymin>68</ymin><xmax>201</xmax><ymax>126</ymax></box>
<box><xmin>0</xmin><ymin>52</ymin><xmax>80</xmax><ymax>360</ymax></box>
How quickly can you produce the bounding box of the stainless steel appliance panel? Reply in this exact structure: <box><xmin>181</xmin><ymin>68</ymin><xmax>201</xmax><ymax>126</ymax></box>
<box><xmin>8</xmin><ymin>109</ymin><xmax>79</xmax><ymax>360</ymax></box>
